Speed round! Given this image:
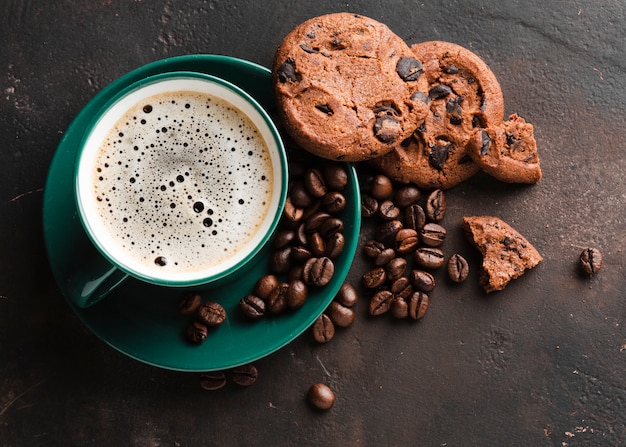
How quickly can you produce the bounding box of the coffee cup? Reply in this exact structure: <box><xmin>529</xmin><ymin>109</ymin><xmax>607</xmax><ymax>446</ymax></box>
<box><xmin>70</xmin><ymin>71</ymin><xmax>288</xmax><ymax>308</ymax></box>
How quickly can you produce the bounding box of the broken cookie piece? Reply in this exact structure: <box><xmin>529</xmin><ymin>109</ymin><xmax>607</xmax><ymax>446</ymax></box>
<box><xmin>462</xmin><ymin>216</ymin><xmax>542</xmax><ymax>293</ymax></box>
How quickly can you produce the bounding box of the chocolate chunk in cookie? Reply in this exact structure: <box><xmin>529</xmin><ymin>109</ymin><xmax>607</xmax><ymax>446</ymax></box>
<box><xmin>273</xmin><ymin>13</ymin><xmax>429</xmax><ymax>162</ymax></box>
<box><xmin>371</xmin><ymin>41</ymin><xmax>505</xmax><ymax>189</ymax></box>
<box><xmin>462</xmin><ymin>216</ymin><xmax>542</xmax><ymax>293</ymax></box>
<box><xmin>467</xmin><ymin>113</ymin><xmax>542</xmax><ymax>184</ymax></box>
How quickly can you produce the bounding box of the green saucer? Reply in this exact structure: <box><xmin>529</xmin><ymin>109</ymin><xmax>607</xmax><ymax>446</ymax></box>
<box><xmin>43</xmin><ymin>55</ymin><xmax>361</xmax><ymax>372</ymax></box>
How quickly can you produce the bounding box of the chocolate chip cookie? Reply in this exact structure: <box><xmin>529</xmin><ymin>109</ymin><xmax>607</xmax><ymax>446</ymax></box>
<box><xmin>371</xmin><ymin>41</ymin><xmax>505</xmax><ymax>189</ymax></box>
<box><xmin>273</xmin><ymin>13</ymin><xmax>429</xmax><ymax>162</ymax></box>
<box><xmin>467</xmin><ymin>113</ymin><xmax>542</xmax><ymax>184</ymax></box>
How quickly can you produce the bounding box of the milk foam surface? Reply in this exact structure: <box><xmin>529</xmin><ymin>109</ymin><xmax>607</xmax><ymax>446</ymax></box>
<box><xmin>91</xmin><ymin>90</ymin><xmax>274</xmax><ymax>277</ymax></box>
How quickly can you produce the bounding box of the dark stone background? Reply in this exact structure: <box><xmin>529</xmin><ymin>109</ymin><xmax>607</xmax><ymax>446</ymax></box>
<box><xmin>1</xmin><ymin>1</ymin><xmax>624</xmax><ymax>445</ymax></box>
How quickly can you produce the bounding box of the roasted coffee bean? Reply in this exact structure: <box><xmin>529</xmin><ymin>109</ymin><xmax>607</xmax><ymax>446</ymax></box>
<box><xmin>253</xmin><ymin>274</ymin><xmax>278</xmax><ymax>300</ymax></box>
<box><xmin>394</xmin><ymin>185</ymin><xmax>421</xmax><ymax>208</ymax></box>
<box><xmin>447</xmin><ymin>253</ymin><xmax>470</xmax><ymax>282</ymax></box>
<box><xmin>312</xmin><ymin>313</ymin><xmax>335</xmax><ymax>343</ymax></box>
<box><xmin>267</xmin><ymin>282</ymin><xmax>289</xmax><ymax>314</ymax></box>
<box><xmin>186</xmin><ymin>321</ymin><xmax>209</xmax><ymax>344</ymax></box>
<box><xmin>374</xmin><ymin>248</ymin><xmax>396</xmax><ymax>266</ymax></box>
<box><xmin>379</xmin><ymin>200</ymin><xmax>401</xmax><ymax>220</ymax></box>
<box><xmin>408</xmin><ymin>291</ymin><xmax>429</xmax><ymax>320</ymax></box>
<box><xmin>178</xmin><ymin>291</ymin><xmax>202</xmax><ymax>316</ymax></box>
<box><xmin>322</xmin><ymin>191</ymin><xmax>347</xmax><ymax>214</ymax></box>
<box><xmin>196</xmin><ymin>301</ymin><xmax>227</xmax><ymax>327</ymax></box>
<box><xmin>420</xmin><ymin>223</ymin><xmax>447</xmax><ymax>247</ymax></box>
<box><xmin>287</xmin><ymin>279</ymin><xmax>308</xmax><ymax>310</ymax></box>
<box><xmin>363</xmin><ymin>240</ymin><xmax>386</xmax><ymax>259</ymax></box>
<box><xmin>385</xmin><ymin>257</ymin><xmax>407</xmax><ymax>282</ymax></box>
<box><xmin>231</xmin><ymin>364</ymin><xmax>258</xmax><ymax>387</ymax></box>
<box><xmin>291</xmin><ymin>245</ymin><xmax>313</xmax><ymax>264</ymax></box>
<box><xmin>391</xmin><ymin>296</ymin><xmax>409</xmax><ymax>319</ymax></box>
<box><xmin>362</xmin><ymin>267</ymin><xmax>387</xmax><ymax>288</ymax></box>
<box><xmin>390</xmin><ymin>277</ymin><xmax>413</xmax><ymax>300</ymax></box>
<box><xmin>282</xmin><ymin>196</ymin><xmax>304</xmax><ymax>225</ymax></box>
<box><xmin>308</xmin><ymin>233</ymin><xmax>326</xmax><ymax>257</ymax></box>
<box><xmin>303</xmin><ymin>257</ymin><xmax>334</xmax><ymax>286</ymax></box>
<box><xmin>405</xmin><ymin>204</ymin><xmax>426</xmax><ymax>231</ymax></box>
<box><xmin>288</xmin><ymin>265</ymin><xmax>304</xmax><ymax>282</ymax></box>
<box><xmin>296</xmin><ymin>223</ymin><xmax>308</xmax><ymax>245</ymax></box>
<box><xmin>304</xmin><ymin>168</ymin><xmax>328</xmax><ymax>198</ymax></box>
<box><xmin>308</xmin><ymin>383</ymin><xmax>335</xmax><ymax>411</ymax></box>
<box><xmin>395</xmin><ymin>228</ymin><xmax>419</xmax><ymax>255</ymax></box>
<box><xmin>319</xmin><ymin>217</ymin><xmax>344</xmax><ymax>238</ymax></box>
<box><xmin>270</xmin><ymin>246</ymin><xmax>292</xmax><ymax>273</ymax></box>
<box><xmin>302</xmin><ymin>200</ymin><xmax>322</xmax><ymax>221</ymax></box>
<box><xmin>410</xmin><ymin>270</ymin><xmax>436</xmax><ymax>292</ymax></box>
<box><xmin>374</xmin><ymin>114</ymin><xmax>401</xmax><ymax>143</ymax></box>
<box><xmin>324</xmin><ymin>163</ymin><xmax>348</xmax><ymax>190</ymax></box>
<box><xmin>375</xmin><ymin>220</ymin><xmax>403</xmax><ymax>244</ymax></box>
<box><xmin>274</xmin><ymin>229</ymin><xmax>296</xmax><ymax>248</ymax></box>
<box><xmin>240</xmin><ymin>294</ymin><xmax>266</xmax><ymax>319</ymax></box>
<box><xmin>305</xmin><ymin>211</ymin><xmax>332</xmax><ymax>233</ymax></box>
<box><xmin>425</xmin><ymin>189</ymin><xmax>446</xmax><ymax>222</ymax></box>
<box><xmin>335</xmin><ymin>283</ymin><xmax>359</xmax><ymax>307</ymax></box>
<box><xmin>199</xmin><ymin>371</ymin><xmax>227</xmax><ymax>391</ymax></box>
<box><xmin>580</xmin><ymin>247</ymin><xmax>603</xmax><ymax>275</ymax></box>
<box><xmin>370</xmin><ymin>174</ymin><xmax>394</xmax><ymax>200</ymax></box>
<box><xmin>361</xmin><ymin>195</ymin><xmax>379</xmax><ymax>218</ymax></box>
<box><xmin>415</xmin><ymin>247</ymin><xmax>446</xmax><ymax>269</ymax></box>
<box><xmin>369</xmin><ymin>290</ymin><xmax>393</xmax><ymax>316</ymax></box>
<box><xmin>325</xmin><ymin>232</ymin><xmax>345</xmax><ymax>258</ymax></box>
<box><xmin>289</xmin><ymin>181</ymin><xmax>314</xmax><ymax>208</ymax></box>
<box><xmin>396</xmin><ymin>56</ymin><xmax>424</xmax><ymax>82</ymax></box>
<box><xmin>326</xmin><ymin>301</ymin><xmax>355</xmax><ymax>328</ymax></box>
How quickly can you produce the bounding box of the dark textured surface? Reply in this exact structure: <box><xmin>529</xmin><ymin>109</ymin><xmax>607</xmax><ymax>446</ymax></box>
<box><xmin>1</xmin><ymin>1</ymin><xmax>625</xmax><ymax>446</ymax></box>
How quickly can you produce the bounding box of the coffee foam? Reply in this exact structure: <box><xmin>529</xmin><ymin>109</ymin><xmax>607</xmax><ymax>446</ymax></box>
<box><xmin>86</xmin><ymin>89</ymin><xmax>275</xmax><ymax>280</ymax></box>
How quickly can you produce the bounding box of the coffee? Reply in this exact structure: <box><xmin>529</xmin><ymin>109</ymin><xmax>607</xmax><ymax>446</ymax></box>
<box><xmin>78</xmin><ymin>79</ymin><xmax>281</xmax><ymax>283</ymax></box>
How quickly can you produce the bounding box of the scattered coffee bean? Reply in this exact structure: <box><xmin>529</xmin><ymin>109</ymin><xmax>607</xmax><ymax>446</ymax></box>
<box><xmin>271</xmin><ymin>246</ymin><xmax>293</xmax><ymax>273</ymax></box>
<box><xmin>267</xmin><ymin>282</ymin><xmax>289</xmax><ymax>314</ymax></box>
<box><xmin>415</xmin><ymin>247</ymin><xmax>446</xmax><ymax>269</ymax></box>
<box><xmin>370</xmin><ymin>174</ymin><xmax>394</xmax><ymax>200</ymax></box>
<box><xmin>283</xmin><ymin>196</ymin><xmax>304</xmax><ymax>225</ymax></box>
<box><xmin>335</xmin><ymin>283</ymin><xmax>359</xmax><ymax>307</ymax></box>
<box><xmin>286</xmin><ymin>280</ymin><xmax>308</xmax><ymax>310</ymax></box>
<box><xmin>230</xmin><ymin>364</ymin><xmax>258</xmax><ymax>387</ymax></box>
<box><xmin>305</xmin><ymin>211</ymin><xmax>332</xmax><ymax>234</ymax></box>
<box><xmin>363</xmin><ymin>240</ymin><xmax>386</xmax><ymax>259</ymax></box>
<box><xmin>186</xmin><ymin>321</ymin><xmax>209</xmax><ymax>344</ymax></box>
<box><xmin>405</xmin><ymin>204</ymin><xmax>426</xmax><ymax>231</ymax></box>
<box><xmin>447</xmin><ymin>253</ymin><xmax>470</xmax><ymax>282</ymax></box>
<box><xmin>410</xmin><ymin>270</ymin><xmax>436</xmax><ymax>293</ymax></box>
<box><xmin>391</xmin><ymin>296</ymin><xmax>409</xmax><ymax>319</ymax></box>
<box><xmin>394</xmin><ymin>185</ymin><xmax>421</xmax><ymax>208</ymax></box>
<box><xmin>375</xmin><ymin>219</ymin><xmax>403</xmax><ymax>244</ymax></box>
<box><xmin>369</xmin><ymin>290</ymin><xmax>393</xmax><ymax>316</ymax></box>
<box><xmin>322</xmin><ymin>191</ymin><xmax>347</xmax><ymax>214</ymax></box>
<box><xmin>361</xmin><ymin>194</ymin><xmax>379</xmax><ymax>218</ymax></box>
<box><xmin>325</xmin><ymin>232</ymin><xmax>345</xmax><ymax>258</ymax></box>
<box><xmin>580</xmin><ymin>247</ymin><xmax>603</xmax><ymax>275</ymax></box>
<box><xmin>303</xmin><ymin>257</ymin><xmax>334</xmax><ymax>286</ymax></box>
<box><xmin>379</xmin><ymin>200</ymin><xmax>401</xmax><ymax>220</ymax></box>
<box><xmin>308</xmin><ymin>383</ymin><xmax>335</xmax><ymax>411</ymax></box>
<box><xmin>254</xmin><ymin>274</ymin><xmax>278</xmax><ymax>300</ymax></box>
<box><xmin>385</xmin><ymin>257</ymin><xmax>407</xmax><ymax>282</ymax></box>
<box><xmin>362</xmin><ymin>267</ymin><xmax>387</xmax><ymax>288</ymax></box>
<box><xmin>290</xmin><ymin>181</ymin><xmax>314</xmax><ymax>208</ymax></box>
<box><xmin>390</xmin><ymin>277</ymin><xmax>413</xmax><ymax>300</ymax></box>
<box><xmin>395</xmin><ymin>228</ymin><xmax>419</xmax><ymax>255</ymax></box>
<box><xmin>420</xmin><ymin>223</ymin><xmax>447</xmax><ymax>247</ymax></box>
<box><xmin>274</xmin><ymin>229</ymin><xmax>296</xmax><ymax>248</ymax></box>
<box><xmin>408</xmin><ymin>291</ymin><xmax>429</xmax><ymax>320</ymax></box>
<box><xmin>425</xmin><ymin>189</ymin><xmax>446</xmax><ymax>222</ymax></box>
<box><xmin>199</xmin><ymin>371</ymin><xmax>227</xmax><ymax>391</ymax></box>
<box><xmin>292</xmin><ymin>244</ymin><xmax>314</xmax><ymax>263</ymax></box>
<box><xmin>313</xmin><ymin>313</ymin><xmax>335</xmax><ymax>343</ymax></box>
<box><xmin>240</xmin><ymin>294</ymin><xmax>266</xmax><ymax>319</ymax></box>
<box><xmin>324</xmin><ymin>163</ymin><xmax>348</xmax><ymax>190</ymax></box>
<box><xmin>196</xmin><ymin>301</ymin><xmax>226</xmax><ymax>327</ymax></box>
<box><xmin>319</xmin><ymin>217</ymin><xmax>344</xmax><ymax>238</ymax></box>
<box><xmin>304</xmin><ymin>168</ymin><xmax>328</xmax><ymax>198</ymax></box>
<box><xmin>178</xmin><ymin>291</ymin><xmax>201</xmax><ymax>316</ymax></box>
<box><xmin>326</xmin><ymin>301</ymin><xmax>355</xmax><ymax>328</ymax></box>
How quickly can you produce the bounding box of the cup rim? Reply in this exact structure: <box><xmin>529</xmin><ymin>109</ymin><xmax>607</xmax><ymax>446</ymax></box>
<box><xmin>74</xmin><ymin>71</ymin><xmax>288</xmax><ymax>287</ymax></box>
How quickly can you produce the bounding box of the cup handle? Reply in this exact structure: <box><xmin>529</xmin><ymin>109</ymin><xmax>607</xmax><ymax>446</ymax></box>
<box><xmin>66</xmin><ymin>253</ymin><xmax>130</xmax><ymax>308</ymax></box>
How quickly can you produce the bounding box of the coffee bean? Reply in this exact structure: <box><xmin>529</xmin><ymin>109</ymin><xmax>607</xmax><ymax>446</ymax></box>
<box><xmin>324</xmin><ymin>163</ymin><xmax>348</xmax><ymax>190</ymax></box>
<box><xmin>289</xmin><ymin>245</ymin><xmax>312</xmax><ymax>264</ymax></box>
<box><xmin>287</xmin><ymin>279</ymin><xmax>308</xmax><ymax>310</ymax></box>
<box><xmin>322</xmin><ymin>191</ymin><xmax>347</xmax><ymax>214</ymax></box>
<box><xmin>410</xmin><ymin>270</ymin><xmax>436</xmax><ymax>292</ymax></box>
<box><xmin>363</xmin><ymin>239</ymin><xmax>385</xmax><ymax>259</ymax></box>
<box><xmin>178</xmin><ymin>291</ymin><xmax>201</xmax><ymax>316</ymax></box>
<box><xmin>391</xmin><ymin>296</ymin><xmax>409</xmax><ymax>319</ymax></box>
<box><xmin>290</xmin><ymin>181</ymin><xmax>314</xmax><ymax>208</ymax></box>
<box><xmin>334</xmin><ymin>283</ymin><xmax>359</xmax><ymax>307</ymax></box>
<box><xmin>580</xmin><ymin>247</ymin><xmax>603</xmax><ymax>275</ymax></box>
<box><xmin>374</xmin><ymin>248</ymin><xmax>396</xmax><ymax>267</ymax></box>
<box><xmin>369</xmin><ymin>290</ymin><xmax>393</xmax><ymax>316</ymax></box>
<box><xmin>361</xmin><ymin>195</ymin><xmax>379</xmax><ymax>218</ymax></box>
<box><xmin>326</xmin><ymin>301</ymin><xmax>355</xmax><ymax>328</ymax></box>
<box><xmin>270</xmin><ymin>246</ymin><xmax>292</xmax><ymax>273</ymax></box>
<box><xmin>199</xmin><ymin>371</ymin><xmax>227</xmax><ymax>391</ymax></box>
<box><xmin>240</xmin><ymin>294</ymin><xmax>266</xmax><ymax>319</ymax></box>
<box><xmin>288</xmin><ymin>265</ymin><xmax>304</xmax><ymax>282</ymax></box>
<box><xmin>196</xmin><ymin>301</ymin><xmax>226</xmax><ymax>327</ymax></box>
<box><xmin>379</xmin><ymin>200</ymin><xmax>401</xmax><ymax>220</ymax></box>
<box><xmin>319</xmin><ymin>217</ymin><xmax>344</xmax><ymax>238</ymax></box>
<box><xmin>447</xmin><ymin>253</ymin><xmax>469</xmax><ymax>282</ymax></box>
<box><xmin>302</xmin><ymin>200</ymin><xmax>322</xmax><ymax>221</ymax></box>
<box><xmin>296</xmin><ymin>222</ymin><xmax>308</xmax><ymax>245</ymax></box>
<box><xmin>415</xmin><ymin>247</ymin><xmax>446</xmax><ymax>269</ymax></box>
<box><xmin>375</xmin><ymin>220</ymin><xmax>403</xmax><ymax>244</ymax></box>
<box><xmin>308</xmin><ymin>233</ymin><xmax>326</xmax><ymax>257</ymax></box>
<box><xmin>267</xmin><ymin>282</ymin><xmax>289</xmax><ymax>314</ymax></box>
<box><xmin>186</xmin><ymin>321</ymin><xmax>209</xmax><ymax>344</ymax></box>
<box><xmin>362</xmin><ymin>267</ymin><xmax>387</xmax><ymax>289</ymax></box>
<box><xmin>394</xmin><ymin>185</ymin><xmax>421</xmax><ymax>208</ymax></box>
<box><xmin>273</xmin><ymin>229</ymin><xmax>296</xmax><ymax>249</ymax></box>
<box><xmin>395</xmin><ymin>228</ymin><xmax>419</xmax><ymax>255</ymax></box>
<box><xmin>408</xmin><ymin>291</ymin><xmax>429</xmax><ymax>320</ymax></box>
<box><xmin>396</xmin><ymin>57</ymin><xmax>424</xmax><ymax>82</ymax></box>
<box><xmin>405</xmin><ymin>204</ymin><xmax>426</xmax><ymax>231</ymax></box>
<box><xmin>312</xmin><ymin>313</ymin><xmax>335</xmax><ymax>343</ymax></box>
<box><xmin>283</xmin><ymin>196</ymin><xmax>304</xmax><ymax>225</ymax></box>
<box><xmin>385</xmin><ymin>257</ymin><xmax>407</xmax><ymax>282</ymax></box>
<box><xmin>305</xmin><ymin>211</ymin><xmax>332</xmax><ymax>233</ymax></box>
<box><xmin>325</xmin><ymin>232</ymin><xmax>345</xmax><ymax>258</ymax></box>
<box><xmin>253</xmin><ymin>274</ymin><xmax>278</xmax><ymax>300</ymax></box>
<box><xmin>308</xmin><ymin>383</ymin><xmax>335</xmax><ymax>410</ymax></box>
<box><xmin>420</xmin><ymin>223</ymin><xmax>447</xmax><ymax>247</ymax></box>
<box><xmin>230</xmin><ymin>364</ymin><xmax>259</xmax><ymax>387</ymax></box>
<box><xmin>304</xmin><ymin>168</ymin><xmax>328</xmax><ymax>198</ymax></box>
<box><xmin>390</xmin><ymin>277</ymin><xmax>413</xmax><ymax>300</ymax></box>
<box><xmin>425</xmin><ymin>189</ymin><xmax>446</xmax><ymax>222</ymax></box>
<box><xmin>370</xmin><ymin>175</ymin><xmax>394</xmax><ymax>200</ymax></box>
<box><xmin>303</xmin><ymin>257</ymin><xmax>334</xmax><ymax>286</ymax></box>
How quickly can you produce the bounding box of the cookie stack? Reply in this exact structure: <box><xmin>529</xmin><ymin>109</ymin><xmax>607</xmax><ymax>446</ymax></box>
<box><xmin>273</xmin><ymin>13</ymin><xmax>542</xmax><ymax>189</ymax></box>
